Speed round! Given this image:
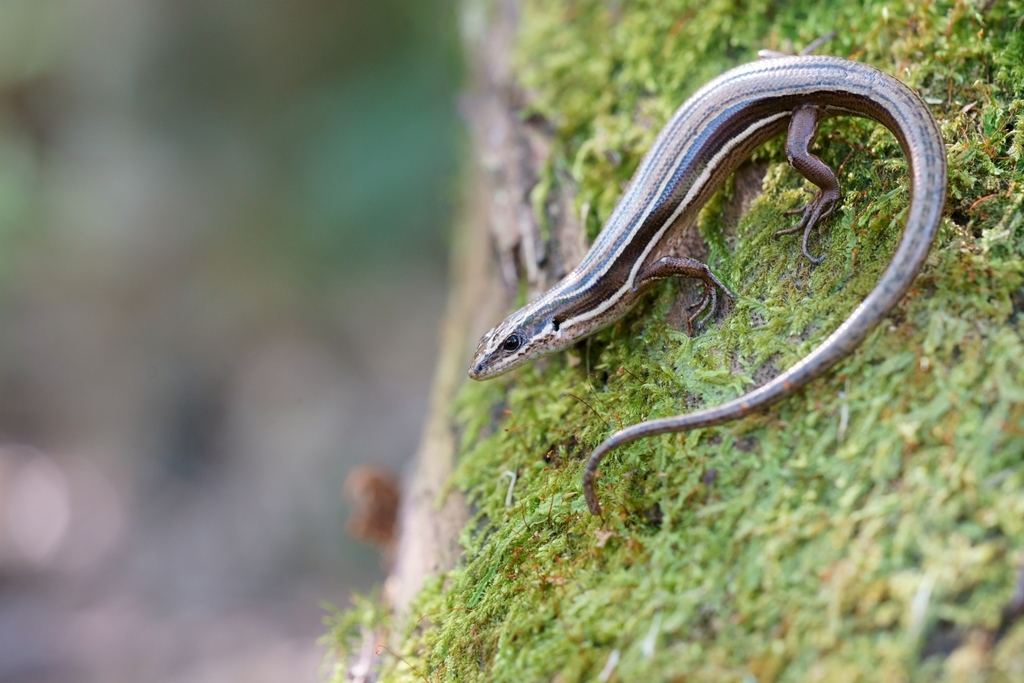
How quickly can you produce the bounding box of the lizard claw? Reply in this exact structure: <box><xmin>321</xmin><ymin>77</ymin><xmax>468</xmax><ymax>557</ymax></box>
<box><xmin>773</xmin><ymin>188</ymin><xmax>839</xmax><ymax>264</ymax></box>
<box><xmin>685</xmin><ymin>271</ymin><xmax>734</xmax><ymax>334</ymax></box>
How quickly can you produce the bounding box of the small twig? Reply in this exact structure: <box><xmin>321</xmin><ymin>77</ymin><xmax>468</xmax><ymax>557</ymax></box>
<box><xmin>505</xmin><ymin>422</ymin><xmax>565</xmax><ymax>434</ymax></box>
<box><xmin>617</xmin><ymin>365</ymin><xmax>642</xmax><ymax>384</ymax></box>
<box><xmin>499</xmin><ymin>470</ymin><xmax>517</xmax><ymax>507</ymax></box>
<box><xmin>908</xmin><ymin>573</ymin><xmax>936</xmax><ymax>642</ymax></box>
<box><xmin>566</xmin><ymin>393</ymin><xmax>609</xmax><ymax>428</ymax></box>
<box><xmin>415</xmin><ymin>607</ymin><xmax>474</xmax><ymax>626</ymax></box>
<box><xmin>837</xmin><ymin>378</ymin><xmax>850</xmax><ymax>444</ymax></box>
<box><xmin>969</xmin><ymin>193</ymin><xmax>1000</xmax><ymax>212</ymax></box>
<box><xmin>519</xmin><ymin>502</ymin><xmax>534</xmax><ymax>533</ymax></box>
<box><xmin>374</xmin><ymin>645</ymin><xmax>430</xmax><ymax>683</ymax></box>
<box><xmin>994</xmin><ymin>562</ymin><xmax>1024</xmax><ymax>643</ymax></box>
<box><xmin>641</xmin><ymin>612</ymin><xmax>663</xmax><ymax>659</ymax></box>
<box><xmin>348</xmin><ymin>625</ymin><xmax>378</xmax><ymax>683</ymax></box>
<box><xmin>799</xmin><ymin>31</ymin><xmax>836</xmax><ymax>56</ymax></box>
<box><xmin>598</xmin><ymin>649</ymin><xmax>621</xmax><ymax>682</ymax></box>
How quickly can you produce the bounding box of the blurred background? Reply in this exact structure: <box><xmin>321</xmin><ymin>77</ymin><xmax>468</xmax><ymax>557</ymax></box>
<box><xmin>0</xmin><ymin>1</ymin><xmax>460</xmax><ymax>681</ymax></box>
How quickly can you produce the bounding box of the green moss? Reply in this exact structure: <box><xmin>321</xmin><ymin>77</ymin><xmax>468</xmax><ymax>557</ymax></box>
<box><xmin>327</xmin><ymin>0</ymin><xmax>1024</xmax><ymax>680</ymax></box>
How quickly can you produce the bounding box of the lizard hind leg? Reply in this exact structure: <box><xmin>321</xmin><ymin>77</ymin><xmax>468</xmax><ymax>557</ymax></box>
<box><xmin>773</xmin><ymin>105</ymin><xmax>841</xmax><ymax>264</ymax></box>
<box><xmin>757</xmin><ymin>31</ymin><xmax>836</xmax><ymax>59</ymax></box>
<box><xmin>635</xmin><ymin>257</ymin><xmax>735</xmax><ymax>335</ymax></box>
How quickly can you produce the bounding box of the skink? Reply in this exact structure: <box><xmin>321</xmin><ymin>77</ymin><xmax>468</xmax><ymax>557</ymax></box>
<box><xmin>468</xmin><ymin>52</ymin><xmax>947</xmax><ymax>516</ymax></box>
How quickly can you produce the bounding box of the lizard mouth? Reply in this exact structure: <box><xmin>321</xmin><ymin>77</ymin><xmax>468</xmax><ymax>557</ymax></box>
<box><xmin>468</xmin><ymin>361</ymin><xmax>487</xmax><ymax>380</ymax></box>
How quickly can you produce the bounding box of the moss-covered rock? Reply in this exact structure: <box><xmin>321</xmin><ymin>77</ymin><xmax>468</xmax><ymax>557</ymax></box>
<box><xmin>328</xmin><ymin>0</ymin><xmax>1024</xmax><ymax>680</ymax></box>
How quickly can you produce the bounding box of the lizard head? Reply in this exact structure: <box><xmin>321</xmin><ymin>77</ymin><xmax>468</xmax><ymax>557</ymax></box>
<box><xmin>468</xmin><ymin>310</ymin><xmax>564</xmax><ymax>380</ymax></box>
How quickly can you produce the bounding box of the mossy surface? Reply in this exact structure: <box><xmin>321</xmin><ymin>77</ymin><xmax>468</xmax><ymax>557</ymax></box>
<box><xmin>327</xmin><ymin>0</ymin><xmax>1024</xmax><ymax>680</ymax></box>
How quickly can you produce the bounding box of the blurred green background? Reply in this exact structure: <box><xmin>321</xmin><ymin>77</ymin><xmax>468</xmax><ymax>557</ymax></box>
<box><xmin>0</xmin><ymin>1</ymin><xmax>460</xmax><ymax>680</ymax></box>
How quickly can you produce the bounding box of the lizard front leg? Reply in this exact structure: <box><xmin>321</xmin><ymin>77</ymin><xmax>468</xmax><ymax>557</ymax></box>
<box><xmin>635</xmin><ymin>256</ymin><xmax>734</xmax><ymax>335</ymax></box>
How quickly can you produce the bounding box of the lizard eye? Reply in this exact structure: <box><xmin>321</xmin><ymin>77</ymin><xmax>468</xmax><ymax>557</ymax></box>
<box><xmin>501</xmin><ymin>334</ymin><xmax>523</xmax><ymax>354</ymax></box>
